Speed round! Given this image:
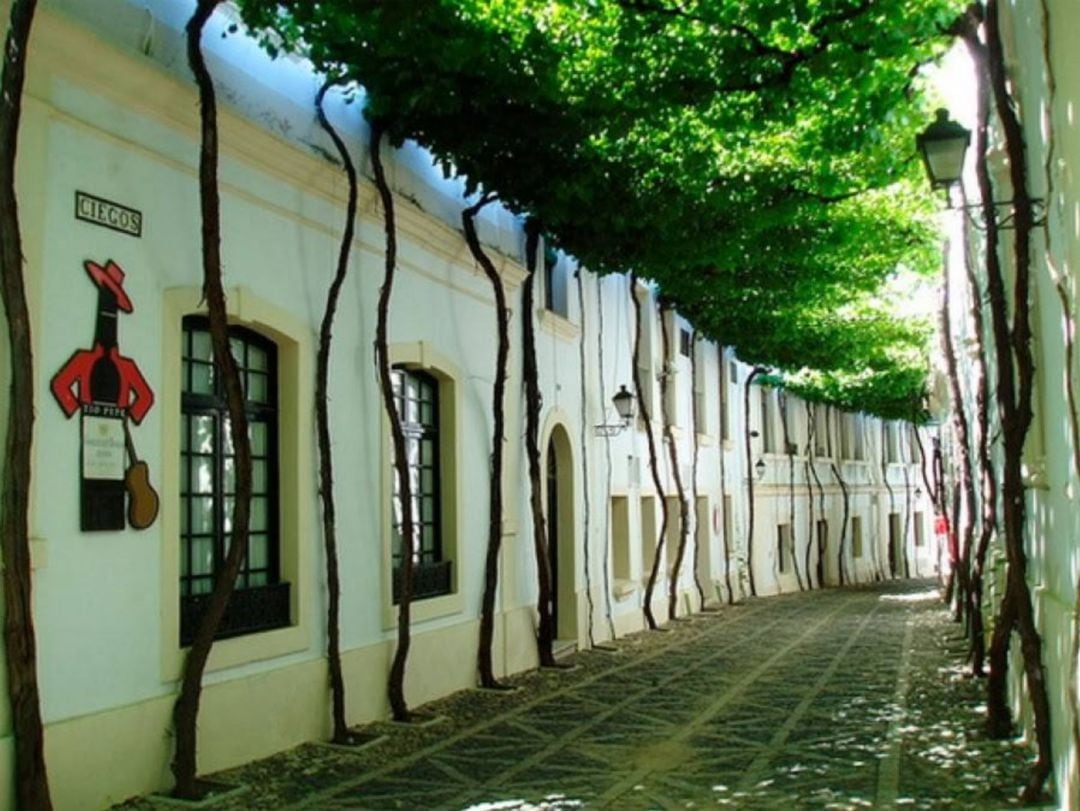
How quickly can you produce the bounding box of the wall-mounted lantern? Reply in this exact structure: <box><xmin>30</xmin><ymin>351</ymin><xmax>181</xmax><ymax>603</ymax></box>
<box><xmin>613</xmin><ymin>385</ymin><xmax>635</xmax><ymax>422</ymax></box>
<box><xmin>916</xmin><ymin>108</ymin><xmax>970</xmax><ymax>200</ymax></box>
<box><xmin>916</xmin><ymin>107</ymin><xmax>1044</xmax><ymax>228</ymax></box>
<box><xmin>595</xmin><ymin>385</ymin><xmax>636</xmax><ymax>436</ymax></box>
<box><xmin>755</xmin><ymin>457</ymin><xmax>767</xmax><ymax>480</ymax></box>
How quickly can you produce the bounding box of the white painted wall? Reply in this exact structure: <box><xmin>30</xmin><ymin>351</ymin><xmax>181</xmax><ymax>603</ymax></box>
<box><xmin>0</xmin><ymin>3</ymin><xmax>936</xmax><ymax>807</ymax></box>
<box><xmin>933</xmin><ymin>0</ymin><xmax>1080</xmax><ymax>804</ymax></box>
<box><xmin>1006</xmin><ymin>0</ymin><xmax>1080</xmax><ymax>804</ymax></box>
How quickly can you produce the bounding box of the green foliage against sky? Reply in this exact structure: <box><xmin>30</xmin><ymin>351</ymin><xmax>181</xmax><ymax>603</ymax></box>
<box><xmin>236</xmin><ymin>0</ymin><xmax>961</xmax><ymax>420</ymax></box>
<box><xmin>757</xmin><ymin>269</ymin><xmax>937</xmax><ymax>421</ymax></box>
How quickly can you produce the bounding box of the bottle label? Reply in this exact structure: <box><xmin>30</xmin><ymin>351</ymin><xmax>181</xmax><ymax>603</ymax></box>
<box><xmin>82</xmin><ymin>408</ymin><xmax>125</xmax><ymax>480</ymax></box>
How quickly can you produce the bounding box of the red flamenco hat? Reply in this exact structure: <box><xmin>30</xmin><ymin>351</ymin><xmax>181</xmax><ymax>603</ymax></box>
<box><xmin>85</xmin><ymin>260</ymin><xmax>133</xmax><ymax>313</ymax></box>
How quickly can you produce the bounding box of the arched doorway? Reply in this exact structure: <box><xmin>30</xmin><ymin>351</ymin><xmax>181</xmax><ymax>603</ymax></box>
<box><xmin>544</xmin><ymin>425</ymin><xmax>577</xmax><ymax>642</ymax></box>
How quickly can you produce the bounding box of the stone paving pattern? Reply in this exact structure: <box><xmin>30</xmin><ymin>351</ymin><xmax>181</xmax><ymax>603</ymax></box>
<box><xmin>120</xmin><ymin>580</ymin><xmax>1039</xmax><ymax>809</ymax></box>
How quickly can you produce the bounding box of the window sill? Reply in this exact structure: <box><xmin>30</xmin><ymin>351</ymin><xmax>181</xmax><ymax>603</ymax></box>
<box><xmin>165</xmin><ymin>620</ymin><xmax>309</xmax><ymax>680</ymax></box>
<box><xmin>765</xmin><ymin>452</ymin><xmax>809</xmax><ymax>462</ymax></box>
<box><xmin>696</xmin><ymin>433</ymin><xmax>716</xmax><ymax>447</ymax></box>
<box><xmin>613</xmin><ymin>578</ymin><xmax>637</xmax><ymax>601</ymax></box>
<box><xmin>382</xmin><ymin>590</ymin><xmax>464</xmax><ymax>631</ymax></box>
<box><xmin>640</xmin><ymin>574</ymin><xmax>667</xmax><ymax>589</ymax></box>
<box><xmin>538</xmin><ymin>308</ymin><xmax>580</xmax><ymax>341</ymax></box>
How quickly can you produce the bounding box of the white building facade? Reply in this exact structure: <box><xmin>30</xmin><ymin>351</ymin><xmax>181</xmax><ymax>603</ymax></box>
<box><xmin>937</xmin><ymin>0</ymin><xmax>1080</xmax><ymax>805</ymax></box>
<box><xmin>0</xmin><ymin>2</ymin><xmax>933</xmax><ymax>808</ymax></box>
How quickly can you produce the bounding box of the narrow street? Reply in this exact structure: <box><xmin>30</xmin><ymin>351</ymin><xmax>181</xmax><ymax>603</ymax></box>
<box><xmin>126</xmin><ymin>581</ymin><xmax>1033</xmax><ymax>810</ymax></box>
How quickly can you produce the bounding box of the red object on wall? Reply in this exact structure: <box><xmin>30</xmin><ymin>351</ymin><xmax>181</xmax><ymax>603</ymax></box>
<box><xmin>51</xmin><ymin>345</ymin><xmax>153</xmax><ymax>423</ymax></box>
<box><xmin>50</xmin><ymin>259</ymin><xmax>157</xmax><ymax>531</ymax></box>
<box><xmin>50</xmin><ymin>259</ymin><xmax>154</xmax><ymax>422</ymax></box>
<box><xmin>934</xmin><ymin>514</ymin><xmax>949</xmax><ymax>537</ymax></box>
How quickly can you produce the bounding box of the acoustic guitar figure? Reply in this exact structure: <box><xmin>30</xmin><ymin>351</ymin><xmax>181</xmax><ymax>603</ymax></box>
<box><xmin>124</xmin><ymin>419</ymin><xmax>159</xmax><ymax>530</ymax></box>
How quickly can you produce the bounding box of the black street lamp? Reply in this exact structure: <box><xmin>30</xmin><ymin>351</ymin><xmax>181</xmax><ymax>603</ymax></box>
<box><xmin>916</xmin><ymin>108</ymin><xmax>971</xmax><ymax>199</ymax></box>
<box><xmin>612</xmin><ymin>385</ymin><xmax>635</xmax><ymax>424</ymax></box>
<box><xmin>595</xmin><ymin>385</ymin><xmax>636</xmax><ymax>436</ymax></box>
<box><xmin>916</xmin><ymin>107</ymin><xmax>1044</xmax><ymax>229</ymax></box>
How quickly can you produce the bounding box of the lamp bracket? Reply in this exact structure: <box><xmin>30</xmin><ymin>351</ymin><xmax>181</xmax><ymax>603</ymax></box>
<box><xmin>952</xmin><ymin>196</ymin><xmax>1046</xmax><ymax>231</ymax></box>
<box><xmin>594</xmin><ymin>423</ymin><xmax>625</xmax><ymax>437</ymax></box>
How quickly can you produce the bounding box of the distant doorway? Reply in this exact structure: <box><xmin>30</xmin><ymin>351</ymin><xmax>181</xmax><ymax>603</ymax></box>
<box><xmin>816</xmin><ymin>519</ymin><xmax>828</xmax><ymax>588</ymax></box>
<box><xmin>546</xmin><ymin>447</ymin><xmax>560</xmax><ymax>634</ymax></box>
<box><xmin>889</xmin><ymin>512</ymin><xmax>902</xmax><ymax>578</ymax></box>
<box><xmin>544</xmin><ymin>426</ymin><xmax>576</xmax><ymax>641</ymax></box>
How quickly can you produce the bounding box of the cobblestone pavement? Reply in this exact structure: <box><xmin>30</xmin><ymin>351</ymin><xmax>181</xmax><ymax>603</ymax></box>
<box><xmin>124</xmin><ymin>580</ymin><xmax>1039</xmax><ymax>810</ymax></box>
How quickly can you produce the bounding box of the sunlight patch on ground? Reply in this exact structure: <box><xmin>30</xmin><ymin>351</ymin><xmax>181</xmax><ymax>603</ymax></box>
<box><xmin>879</xmin><ymin>589</ymin><xmax>941</xmax><ymax>603</ymax></box>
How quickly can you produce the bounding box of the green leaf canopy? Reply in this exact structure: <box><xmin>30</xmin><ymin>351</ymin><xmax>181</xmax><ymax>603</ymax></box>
<box><xmin>237</xmin><ymin>0</ymin><xmax>959</xmax><ymax>420</ymax></box>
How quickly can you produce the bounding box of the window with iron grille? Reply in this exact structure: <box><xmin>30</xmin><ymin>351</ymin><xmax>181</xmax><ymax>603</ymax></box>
<box><xmin>852</xmin><ymin>414</ymin><xmax>866</xmax><ymax>460</ymax></box>
<box><xmin>692</xmin><ymin>340</ymin><xmax>709</xmax><ymax>435</ymax></box>
<box><xmin>719</xmin><ymin>349</ymin><xmax>731</xmax><ymax>441</ymax></box>
<box><xmin>391</xmin><ymin>367</ymin><xmax>450</xmax><ymax>601</ymax></box>
<box><xmin>635</xmin><ymin>290</ymin><xmax>656</xmax><ymax>421</ymax></box>
<box><xmin>814</xmin><ymin>406</ymin><xmax>830</xmax><ymax>457</ymax></box>
<box><xmin>179</xmin><ymin>317</ymin><xmax>287</xmax><ymax>645</ymax></box>
<box><xmin>885</xmin><ymin>421</ymin><xmax>901</xmax><ymax>463</ymax></box>
<box><xmin>679</xmin><ymin>328</ymin><xmax>691</xmax><ymax>357</ymax></box>
<box><xmin>543</xmin><ymin>242</ymin><xmax>568</xmax><ymax>317</ymax></box>
<box><xmin>839</xmin><ymin>413</ymin><xmax>853</xmax><ymax>459</ymax></box>
<box><xmin>760</xmin><ymin>388</ymin><xmax>776</xmax><ymax>453</ymax></box>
